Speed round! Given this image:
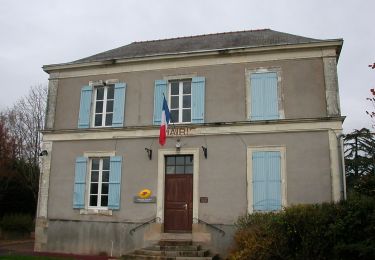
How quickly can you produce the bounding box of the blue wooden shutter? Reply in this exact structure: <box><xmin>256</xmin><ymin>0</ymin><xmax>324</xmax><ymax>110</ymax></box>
<box><xmin>153</xmin><ymin>80</ymin><xmax>168</xmax><ymax>125</ymax></box>
<box><xmin>112</xmin><ymin>83</ymin><xmax>127</xmax><ymax>127</ymax></box>
<box><xmin>108</xmin><ymin>156</ymin><xmax>122</xmax><ymax>210</ymax></box>
<box><xmin>73</xmin><ymin>157</ymin><xmax>87</xmax><ymax>209</ymax></box>
<box><xmin>250</xmin><ymin>72</ymin><xmax>279</xmax><ymax>120</ymax></box>
<box><xmin>78</xmin><ymin>86</ymin><xmax>93</xmax><ymax>128</ymax></box>
<box><xmin>191</xmin><ymin>76</ymin><xmax>205</xmax><ymax>123</ymax></box>
<box><xmin>252</xmin><ymin>151</ymin><xmax>281</xmax><ymax>211</ymax></box>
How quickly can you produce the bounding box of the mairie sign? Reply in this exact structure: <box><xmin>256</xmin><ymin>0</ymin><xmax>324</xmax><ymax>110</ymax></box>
<box><xmin>167</xmin><ymin>126</ymin><xmax>193</xmax><ymax>136</ymax></box>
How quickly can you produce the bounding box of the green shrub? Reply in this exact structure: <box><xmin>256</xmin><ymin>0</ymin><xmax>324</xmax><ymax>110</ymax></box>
<box><xmin>229</xmin><ymin>196</ymin><xmax>375</xmax><ymax>260</ymax></box>
<box><xmin>0</xmin><ymin>213</ymin><xmax>34</xmax><ymax>233</ymax></box>
<box><xmin>231</xmin><ymin>212</ymin><xmax>287</xmax><ymax>260</ymax></box>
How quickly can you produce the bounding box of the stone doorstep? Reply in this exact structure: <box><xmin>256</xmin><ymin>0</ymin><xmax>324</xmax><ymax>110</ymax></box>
<box><xmin>122</xmin><ymin>239</ymin><xmax>213</xmax><ymax>260</ymax></box>
<box><xmin>176</xmin><ymin>258</ymin><xmax>212</xmax><ymax>260</ymax></box>
<box><xmin>158</xmin><ymin>240</ymin><xmax>193</xmax><ymax>247</ymax></box>
<box><xmin>134</xmin><ymin>249</ymin><xmax>208</xmax><ymax>257</ymax></box>
<box><xmin>122</xmin><ymin>255</ymin><xmax>212</xmax><ymax>260</ymax></box>
<box><xmin>147</xmin><ymin>245</ymin><xmax>201</xmax><ymax>251</ymax></box>
<box><xmin>160</xmin><ymin>233</ymin><xmax>192</xmax><ymax>241</ymax></box>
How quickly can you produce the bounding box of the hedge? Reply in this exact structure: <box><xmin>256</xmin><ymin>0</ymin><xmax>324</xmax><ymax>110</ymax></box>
<box><xmin>0</xmin><ymin>214</ymin><xmax>34</xmax><ymax>233</ymax></box>
<box><xmin>230</xmin><ymin>196</ymin><xmax>375</xmax><ymax>260</ymax></box>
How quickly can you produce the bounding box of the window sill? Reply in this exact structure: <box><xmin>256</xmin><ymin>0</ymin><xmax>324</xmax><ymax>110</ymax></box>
<box><xmin>79</xmin><ymin>208</ymin><xmax>113</xmax><ymax>216</ymax></box>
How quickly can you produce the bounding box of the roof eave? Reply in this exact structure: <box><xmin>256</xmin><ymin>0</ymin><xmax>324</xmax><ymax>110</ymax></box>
<box><xmin>42</xmin><ymin>39</ymin><xmax>343</xmax><ymax>73</ymax></box>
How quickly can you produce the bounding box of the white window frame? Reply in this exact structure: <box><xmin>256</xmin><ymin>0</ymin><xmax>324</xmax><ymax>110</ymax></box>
<box><xmin>91</xmin><ymin>84</ymin><xmax>115</xmax><ymax>128</ymax></box>
<box><xmin>245</xmin><ymin>67</ymin><xmax>284</xmax><ymax>120</ymax></box>
<box><xmin>80</xmin><ymin>151</ymin><xmax>115</xmax><ymax>215</ymax></box>
<box><xmin>87</xmin><ymin>157</ymin><xmax>110</xmax><ymax>210</ymax></box>
<box><xmin>168</xmin><ymin>80</ymin><xmax>192</xmax><ymax>124</ymax></box>
<box><xmin>246</xmin><ymin>146</ymin><xmax>287</xmax><ymax>213</ymax></box>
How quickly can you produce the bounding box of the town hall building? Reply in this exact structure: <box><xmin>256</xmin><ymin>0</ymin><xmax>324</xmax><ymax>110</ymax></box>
<box><xmin>35</xmin><ymin>29</ymin><xmax>345</xmax><ymax>258</ymax></box>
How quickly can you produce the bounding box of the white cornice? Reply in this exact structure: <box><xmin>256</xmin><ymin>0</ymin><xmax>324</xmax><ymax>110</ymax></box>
<box><xmin>42</xmin><ymin>119</ymin><xmax>343</xmax><ymax>142</ymax></box>
<box><xmin>43</xmin><ymin>40</ymin><xmax>343</xmax><ymax>79</ymax></box>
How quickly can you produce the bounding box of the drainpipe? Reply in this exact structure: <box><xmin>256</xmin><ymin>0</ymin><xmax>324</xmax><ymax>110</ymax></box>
<box><xmin>337</xmin><ymin>133</ymin><xmax>347</xmax><ymax>200</ymax></box>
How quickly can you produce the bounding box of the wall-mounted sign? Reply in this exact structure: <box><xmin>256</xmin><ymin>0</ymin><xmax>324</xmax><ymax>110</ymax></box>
<box><xmin>200</xmin><ymin>197</ymin><xmax>208</xmax><ymax>203</ymax></box>
<box><xmin>133</xmin><ymin>196</ymin><xmax>157</xmax><ymax>203</ymax></box>
<box><xmin>138</xmin><ymin>189</ymin><xmax>152</xmax><ymax>199</ymax></box>
<box><xmin>167</xmin><ymin>127</ymin><xmax>193</xmax><ymax>136</ymax></box>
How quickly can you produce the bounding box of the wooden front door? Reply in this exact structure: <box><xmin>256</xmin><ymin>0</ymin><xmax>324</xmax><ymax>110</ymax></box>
<box><xmin>164</xmin><ymin>155</ymin><xmax>193</xmax><ymax>233</ymax></box>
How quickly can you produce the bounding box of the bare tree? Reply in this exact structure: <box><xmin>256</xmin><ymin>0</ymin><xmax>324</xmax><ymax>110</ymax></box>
<box><xmin>0</xmin><ymin>114</ymin><xmax>18</xmax><ymax>202</ymax></box>
<box><xmin>3</xmin><ymin>84</ymin><xmax>47</xmax><ymax>202</ymax></box>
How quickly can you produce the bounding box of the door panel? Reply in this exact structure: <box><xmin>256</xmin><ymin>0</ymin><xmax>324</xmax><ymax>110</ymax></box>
<box><xmin>164</xmin><ymin>155</ymin><xmax>193</xmax><ymax>233</ymax></box>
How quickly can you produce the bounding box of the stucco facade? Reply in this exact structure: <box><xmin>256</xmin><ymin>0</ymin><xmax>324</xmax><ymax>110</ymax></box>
<box><xmin>36</xmin><ymin>30</ymin><xmax>345</xmax><ymax>257</ymax></box>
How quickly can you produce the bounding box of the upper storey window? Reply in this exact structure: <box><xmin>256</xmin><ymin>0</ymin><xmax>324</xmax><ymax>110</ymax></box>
<box><xmin>77</xmin><ymin>82</ymin><xmax>126</xmax><ymax>129</ymax></box>
<box><xmin>169</xmin><ymin>80</ymin><xmax>192</xmax><ymax>123</ymax></box>
<box><xmin>247</xmin><ymin>70</ymin><xmax>283</xmax><ymax>121</ymax></box>
<box><xmin>93</xmin><ymin>85</ymin><xmax>114</xmax><ymax>127</ymax></box>
<box><xmin>153</xmin><ymin>77</ymin><xmax>205</xmax><ymax>125</ymax></box>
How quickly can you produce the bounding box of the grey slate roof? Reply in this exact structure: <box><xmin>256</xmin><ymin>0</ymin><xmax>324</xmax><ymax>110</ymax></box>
<box><xmin>70</xmin><ymin>29</ymin><xmax>333</xmax><ymax>65</ymax></box>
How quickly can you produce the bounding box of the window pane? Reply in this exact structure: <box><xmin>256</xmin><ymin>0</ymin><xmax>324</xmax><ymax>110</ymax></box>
<box><xmin>175</xmin><ymin>166</ymin><xmax>184</xmax><ymax>174</ymax></box>
<box><xmin>105</xmin><ymin>113</ymin><xmax>113</xmax><ymax>126</ymax></box>
<box><xmin>103</xmin><ymin>158</ymin><xmax>110</xmax><ymax>170</ymax></box>
<box><xmin>170</xmin><ymin>110</ymin><xmax>179</xmax><ymax>123</ymax></box>
<box><xmin>171</xmin><ymin>96</ymin><xmax>179</xmax><ymax>109</ymax></box>
<box><xmin>92</xmin><ymin>159</ymin><xmax>100</xmax><ymax>170</ymax></box>
<box><xmin>166</xmin><ymin>156</ymin><xmax>175</xmax><ymax>165</ymax></box>
<box><xmin>185</xmin><ymin>165</ymin><xmax>193</xmax><ymax>173</ymax></box>
<box><xmin>183</xmin><ymin>96</ymin><xmax>191</xmax><ymax>108</ymax></box>
<box><xmin>183</xmin><ymin>82</ymin><xmax>191</xmax><ymax>94</ymax></box>
<box><xmin>90</xmin><ymin>183</ymin><xmax>98</xmax><ymax>194</ymax></box>
<box><xmin>176</xmin><ymin>156</ymin><xmax>185</xmax><ymax>165</ymax></box>
<box><xmin>95</xmin><ymin>101</ymin><xmax>103</xmax><ymax>113</ymax></box>
<box><xmin>182</xmin><ymin>109</ymin><xmax>191</xmax><ymax>122</ymax></box>
<box><xmin>166</xmin><ymin>166</ymin><xmax>175</xmax><ymax>174</ymax></box>
<box><xmin>101</xmin><ymin>183</ymin><xmax>109</xmax><ymax>195</ymax></box>
<box><xmin>90</xmin><ymin>195</ymin><xmax>98</xmax><ymax>206</ymax></box>
<box><xmin>102</xmin><ymin>171</ymin><xmax>109</xmax><ymax>182</ymax></box>
<box><xmin>185</xmin><ymin>156</ymin><xmax>193</xmax><ymax>165</ymax></box>
<box><xmin>106</xmin><ymin>101</ymin><xmax>113</xmax><ymax>112</ymax></box>
<box><xmin>91</xmin><ymin>171</ymin><xmax>99</xmax><ymax>182</ymax></box>
<box><xmin>171</xmin><ymin>82</ymin><xmax>179</xmax><ymax>95</ymax></box>
<box><xmin>96</xmin><ymin>87</ymin><xmax>104</xmax><ymax>100</ymax></box>
<box><xmin>107</xmin><ymin>86</ymin><xmax>114</xmax><ymax>99</ymax></box>
<box><xmin>101</xmin><ymin>195</ymin><xmax>108</xmax><ymax>207</ymax></box>
<box><xmin>95</xmin><ymin>114</ymin><xmax>102</xmax><ymax>126</ymax></box>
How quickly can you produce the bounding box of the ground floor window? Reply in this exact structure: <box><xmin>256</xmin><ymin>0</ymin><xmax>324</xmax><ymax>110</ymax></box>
<box><xmin>73</xmin><ymin>155</ymin><xmax>122</xmax><ymax>210</ymax></box>
<box><xmin>252</xmin><ymin>151</ymin><xmax>281</xmax><ymax>211</ymax></box>
<box><xmin>247</xmin><ymin>147</ymin><xmax>286</xmax><ymax>213</ymax></box>
<box><xmin>89</xmin><ymin>157</ymin><xmax>110</xmax><ymax>208</ymax></box>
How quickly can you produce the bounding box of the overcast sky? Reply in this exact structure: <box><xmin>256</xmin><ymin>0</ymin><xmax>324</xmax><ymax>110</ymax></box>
<box><xmin>0</xmin><ymin>0</ymin><xmax>374</xmax><ymax>132</ymax></box>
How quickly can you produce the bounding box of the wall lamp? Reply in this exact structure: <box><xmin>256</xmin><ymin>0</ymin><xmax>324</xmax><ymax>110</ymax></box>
<box><xmin>39</xmin><ymin>150</ymin><xmax>48</xmax><ymax>156</ymax></box>
<box><xmin>175</xmin><ymin>139</ymin><xmax>182</xmax><ymax>151</ymax></box>
<box><xmin>145</xmin><ymin>148</ymin><xmax>152</xmax><ymax>160</ymax></box>
<box><xmin>201</xmin><ymin>146</ymin><xmax>208</xmax><ymax>159</ymax></box>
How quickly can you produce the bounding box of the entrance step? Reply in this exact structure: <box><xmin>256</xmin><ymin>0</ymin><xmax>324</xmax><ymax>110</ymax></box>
<box><xmin>160</xmin><ymin>233</ymin><xmax>192</xmax><ymax>241</ymax></box>
<box><xmin>122</xmin><ymin>239</ymin><xmax>213</xmax><ymax>260</ymax></box>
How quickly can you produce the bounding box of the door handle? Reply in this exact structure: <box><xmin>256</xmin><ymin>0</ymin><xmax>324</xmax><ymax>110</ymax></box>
<box><xmin>184</xmin><ymin>203</ymin><xmax>187</xmax><ymax>210</ymax></box>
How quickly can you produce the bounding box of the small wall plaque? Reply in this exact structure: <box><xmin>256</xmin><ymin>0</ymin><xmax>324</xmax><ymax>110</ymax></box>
<box><xmin>200</xmin><ymin>197</ymin><xmax>208</xmax><ymax>203</ymax></box>
<box><xmin>134</xmin><ymin>196</ymin><xmax>157</xmax><ymax>203</ymax></box>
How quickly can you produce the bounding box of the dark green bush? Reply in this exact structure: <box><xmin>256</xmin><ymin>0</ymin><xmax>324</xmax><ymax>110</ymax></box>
<box><xmin>0</xmin><ymin>213</ymin><xmax>34</xmax><ymax>233</ymax></box>
<box><xmin>230</xmin><ymin>196</ymin><xmax>375</xmax><ymax>260</ymax></box>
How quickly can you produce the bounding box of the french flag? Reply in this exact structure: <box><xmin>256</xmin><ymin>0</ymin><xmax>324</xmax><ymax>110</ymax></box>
<box><xmin>159</xmin><ymin>96</ymin><xmax>170</xmax><ymax>146</ymax></box>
